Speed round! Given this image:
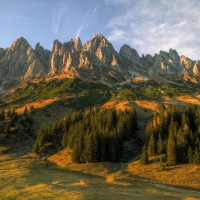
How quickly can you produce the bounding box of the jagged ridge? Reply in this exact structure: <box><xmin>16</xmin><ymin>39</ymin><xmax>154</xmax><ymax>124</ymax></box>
<box><xmin>0</xmin><ymin>34</ymin><xmax>200</xmax><ymax>91</ymax></box>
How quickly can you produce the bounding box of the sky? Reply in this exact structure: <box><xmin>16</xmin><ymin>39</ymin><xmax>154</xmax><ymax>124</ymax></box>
<box><xmin>0</xmin><ymin>0</ymin><xmax>199</xmax><ymax>60</ymax></box>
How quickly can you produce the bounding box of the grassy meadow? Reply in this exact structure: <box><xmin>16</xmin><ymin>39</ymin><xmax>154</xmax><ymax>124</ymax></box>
<box><xmin>0</xmin><ymin>154</ymin><xmax>200</xmax><ymax>200</ymax></box>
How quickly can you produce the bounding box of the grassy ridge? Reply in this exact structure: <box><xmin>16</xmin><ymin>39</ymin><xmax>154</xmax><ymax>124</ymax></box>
<box><xmin>2</xmin><ymin>78</ymin><xmax>116</xmax><ymax>108</ymax></box>
<box><xmin>118</xmin><ymin>81</ymin><xmax>196</xmax><ymax>100</ymax></box>
<box><xmin>1</xmin><ymin>78</ymin><xmax>197</xmax><ymax>108</ymax></box>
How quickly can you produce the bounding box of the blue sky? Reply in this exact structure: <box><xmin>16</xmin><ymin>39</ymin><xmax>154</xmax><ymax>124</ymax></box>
<box><xmin>0</xmin><ymin>0</ymin><xmax>199</xmax><ymax>60</ymax></box>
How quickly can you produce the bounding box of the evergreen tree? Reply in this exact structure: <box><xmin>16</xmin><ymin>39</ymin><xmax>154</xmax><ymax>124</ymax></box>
<box><xmin>23</xmin><ymin>106</ymin><xmax>28</xmax><ymax>116</ymax></box>
<box><xmin>193</xmin><ymin>147</ymin><xmax>200</xmax><ymax>165</ymax></box>
<box><xmin>62</xmin><ymin>131</ymin><xmax>68</xmax><ymax>148</ymax></box>
<box><xmin>30</xmin><ymin>105</ymin><xmax>35</xmax><ymax>113</ymax></box>
<box><xmin>33</xmin><ymin>142</ymin><xmax>40</xmax><ymax>153</ymax></box>
<box><xmin>148</xmin><ymin>133</ymin><xmax>156</xmax><ymax>156</ymax></box>
<box><xmin>167</xmin><ymin>132</ymin><xmax>177</xmax><ymax>165</ymax></box>
<box><xmin>157</xmin><ymin>132</ymin><xmax>164</xmax><ymax>155</ymax></box>
<box><xmin>0</xmin><ymin>121</ymin><xmax>4</xmax><ymax>133</ymax></box>
<box><xmin>159</xmin><ymin>156</ymin><xmax>167</xmax><ymax>171</ymax></box>
<box><xmin>176</xmin><ymin>127</ymin><xmax>188</xmax><ymax>163</ymax></box>
<box><xmin>6</xmin><ymin>107</ymin><xmax>12</xmax><ymax>119</ymax></box>
<box><xmin>4</xmin><ymin>123</ymin><xmax>10</xmax><ymax>134</ymax></box>
<box><xmin>0</xmin><ymin>108</ymin><xmax>5</xmax><ymax>121</ymax></box>
<box><xmin>140</xmin><ymin>145</ymin><xmax>148</xmax><ymax>165</ymax></box>
<box><xmin>187</xmin><ymin>146</ymin><xmax>193</xmax><ymax>164</ymax></box>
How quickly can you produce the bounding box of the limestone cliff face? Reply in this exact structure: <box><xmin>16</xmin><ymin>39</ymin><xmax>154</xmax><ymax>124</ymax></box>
<box><xmin>49</xmin><ymin>37</ymin><xmax>82</xmax><ymax>75</ymax></box>
<box><xmin>0</xmin><ymin>34</ymin><xmax>199</xmax><ymax>88</ymax></box>
<box><xmin>0</xmin><ymin>37</ymin><xmax>46</xmax><ymax>81</ymax></box>
<box><xmin>0</xmin><ymin>48</ymin><xmax>5</xmax><ymax>60</ymax></box>
<box><xmin>47</xmin><ymin>34</ymin><xmax>125</xmax><ymax>82</ymax></box>
<box><xmin>145</xmin><ymin>49</ymin><xmax>200</xmax><ymax>81</ymax></box>
<box><xmin>119</xmin><ymin>44</ymin><xmax>147</xmax><ymax>73</ymax></box>
<box><xmin>35</xmin><ymin>43</ymin><xmax>51</xmax><ymax>70</ymax></box>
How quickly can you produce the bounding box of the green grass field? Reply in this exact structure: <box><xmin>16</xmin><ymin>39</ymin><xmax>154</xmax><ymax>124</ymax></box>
<box><xmin>0</xmin><ymin>155</ymin><xmax>200</xmax><ymax>200</ymax></box>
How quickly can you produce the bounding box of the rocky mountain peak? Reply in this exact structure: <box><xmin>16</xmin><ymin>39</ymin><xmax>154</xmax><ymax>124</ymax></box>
<box><xmin>53</xmin><ymin>39</ymin><xmax>62</xmax><ymax>53</ymax></box>
<box><xmin>73</xmin><ymin>37</ymin><xmax>82</xmax><ymax>51</ymax></box>
<box><xmin>0</xmin><ymin>48</ymin><xmax>5</xmax><ymax>60</ymax></box>
<box><xmin>169</xmin><ymin>48</ymin><xmax>180</xmax><ymax>64</ymax></box>
<box><xmin>0</xmin><ymin>34</ymin><xmax>200</xmax><ymax>92</ymax></box>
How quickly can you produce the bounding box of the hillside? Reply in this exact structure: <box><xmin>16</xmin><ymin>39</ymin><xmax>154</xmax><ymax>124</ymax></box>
<box><xmin>0</xmin><ymin>36</ymin><xmax>200</xmax><ymax>196</ymax></box>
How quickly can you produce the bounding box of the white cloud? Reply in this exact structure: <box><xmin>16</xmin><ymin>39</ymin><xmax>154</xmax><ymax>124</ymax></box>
<box><xmin>92</xmin><ymin>6</ymin><xmax>98</xmax><ymax>13</ymax></box>
<box><xmin>105</xmin><ymin>0</ymin><xmax>200</xmax><ymax>60</ymax></box>
<box><xmin>51</xmin><ymin>0</ymin><xmax>69</xmax><ymax>34</ymax></box>
<box><xmin>75</xmin><ymin>0</ymin><xmax>97</xmax><ymax>38</ymax></box>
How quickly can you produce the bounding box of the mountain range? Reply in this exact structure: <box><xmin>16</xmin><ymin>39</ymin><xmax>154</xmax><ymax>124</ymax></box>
<box><xmin>0</xmin><ymin>34</ymin><xmax>200</xmax><ymax>93</ymax></box>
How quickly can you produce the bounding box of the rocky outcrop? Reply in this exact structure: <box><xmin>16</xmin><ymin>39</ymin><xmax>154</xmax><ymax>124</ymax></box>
<box><xmin>0</xmin><ymin>37</ymin><xmax>46</xmax><ymax>81</ymax></box>
<box><xmin>119</xmin><ymin>44</ymin><xmax>147</xmax><ymax>73</ymax></box>
<box><xmin>0</xmin><ymin>34</ymin><xmax>199</xmax><ymax>88</ymax></box>
<box><xmin>0</xmin><ymin>48</ymin><xmax>5</xmax><ymax>60</ymax></box>
<box><xmin>35</xmin><ymin>43</ymin><xmax>51</xmax><ymax>70</ymax></box>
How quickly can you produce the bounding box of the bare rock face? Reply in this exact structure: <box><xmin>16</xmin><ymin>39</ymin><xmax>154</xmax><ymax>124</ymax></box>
<box><xmin>81</xmin><ymin>34</ymin><xmax>124</xmax><ymax>72</ymax></box>
<box><xmin>0</xmin><ymin>37</ymin><xmax>46</xmax><ymax>81</ymax></box>
<box><xmin>35</xmin><ymin>43</ymin><xmax>51</xmax><ymax>70</ymax></box>
<box><xmin>48</xmin><ymin>34</ymin><xmax>125</xmax><ymax>82</ymax></box>
<box><xmin>0</xmin><ymin>34</ymin><xmax>200</xmax><ymax>88</ymax></box>
<box><xmin>49</xmin><ymin>38</ymin><xmax>82</xmax><ymax>75</ymax></box>
<box><xmin>0</xmin><ymin>48</ymin><xmax>5</xmax><ymax>60</ymax></box>
<box><xmin>119</xmin><ymin>44</ymin><xmax>147</xmax><ymax>73</ymax></box>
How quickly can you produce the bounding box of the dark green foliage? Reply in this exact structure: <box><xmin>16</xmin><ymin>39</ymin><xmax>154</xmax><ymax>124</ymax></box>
<box><xmin>0</xmin><ymin>121</ymin><xmax>4</xmax><ymax>133</ymax></box>
<box><xmin>143</xmin><ymin>103</ymin><xmax>200</xmax><ymax>166</ymax></box>
<box><xmin>23</xmin><ymin>106</ymin><xmax>28</xmax><ymax>116</ymax></box>
<box><xmin>34</xmin><ymin>106</ymin><xmax>138</xmax><ymax>163</ymax></box>
<box><xmin>193</xmin><ymin>148</ymin><xmax>200</xmax><ymax>165</ymax></box>
<box><xmin>148</xmin><ymin>133</ymin><xmax>156</xmax><ymax>157</ymax></box>
<box><xmin>187</xmin><ymin>146</ymin><xmax>193</xmax><ymax>164</ymax></box>
<box><xmin>176</xmin><ymin>127</ymin><xmax>188</xmax><ymax>163</ymax></box>
<box><xmin>157</xmin><ymin>132</ymin><xmax>164</xmax><ymax>155</ymax></box>
<box><xmin>140</xmin><ymin>145</ymin><xmax>148</xmax><ymax>165</ymax></box>
<box><xmin>167</xmin><ymin>132</ymin><xmax>177</xmax><ymax>166</ymax></box>
<box><xmin>2</xmin><ymin>78</ymin><xmax>115</xmax><ymax>108</ymax></box>
<box><xmin>159</xmin><ymin>156</ymin><xmax>167</xmax><ymax>171</ymax></box>
<box><xmin>30</xmin><ymin>105</ymin><xmax>35</xmax><ymax>113</ymax></box>
<box><xmin>0</xmin><ymin>108</ymin><xmax>5</xmax><ymax>121</ymax></box>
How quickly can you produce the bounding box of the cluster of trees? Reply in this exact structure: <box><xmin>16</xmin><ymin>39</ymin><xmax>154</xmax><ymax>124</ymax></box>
<box><xmin>33</xmin><ymin>106</ymin><xmax>138</xmax><ymax>163</ymax></box>
<box><xmin>0</xmin><ymin>107</ymin><xmax>19</xmax><ymax>134</ymax></box>
<box><xmin>0</xmin><ymin>106</ymin><xmax>34</xmax><ymax>137</ymax></box>
<box><xmin>141</xmin><ymin>104</ymin><xmax>200</xmax><ymax>165</ymax></box>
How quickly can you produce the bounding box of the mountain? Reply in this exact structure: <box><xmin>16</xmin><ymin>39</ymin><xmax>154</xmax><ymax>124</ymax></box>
<box><xmin>0</xmin><ymin>34</ymin><xmax>199</xmax><ymax>92</ymax></box>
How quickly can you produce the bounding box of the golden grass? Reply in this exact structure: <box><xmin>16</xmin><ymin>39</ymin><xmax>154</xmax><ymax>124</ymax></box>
<box><xmin>0</xmin><ymin>154</ymin><xmax>200</xmax><ymax>200</ymax></box>
<box><xmin>127</xmin><ymin>157</ymin><xmax>200</xmax><ymax>190</ymax></box>
<box><xmin>175</xmin><ymin>95</ymin><xmax>200</xmax><ymax>105</ymax></box>
<box><xmin>15</xmin><ymin>97</ymin><xmax>60</xmax><ymax>114</ymax></box>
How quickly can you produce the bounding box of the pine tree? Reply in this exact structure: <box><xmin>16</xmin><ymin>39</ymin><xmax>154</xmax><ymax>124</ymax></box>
<box><xmin>193</xmin><ymin>147</ymin><xmax>200</xmax><ymax>165</ymax></box>
<box><xmin>159</xmin><ymin>156</ymin><xmax>167</xmax><ymax>171</ymax></box>
<box><xmin>0</xmin><ymin>108</ymin><xmax>5</xmax><ymax>121</ymax></box>
<box><xmin>157</xmin><ymin>132</ymin><xmax>164</xmax><ymax>155</ymax></box>
<box><xmin>33</xmin><ymin>142</ymin><xmax>40</xmax><ymax>153</ymax></box>
<box><xmin>23</xmin><ymin>106</ymin><xmax>28</xmax><ymax>116</ymax></box>
<box><xmin>148</xmin><ymin>133</ymin><xmax>156</xmax><ymax>156</ymax></box>
<box><xmin>61</xmin><ymin>131</ymin><xmax>68</xmax><ymax>148</ymax></box>
<box><xmin>187</xmin><ymin>146</ymin><xmax>193</xmax><ymax>164</ymax></box>
<box><xmin>140</xmin><ymin>145</ymin><xmax>148</xmax><ymax>165</ymax></box>
<box><xmin>30</xmin><ymin>105</ymin><xmax>35</xmax><ymax>113</ymax></box>
<box><xmin>167</xmin><ymin>133</ymin><xmax>177</xmax><ymax>166</ymax></box>
<box><xmin>176</xmin><ymin>127</ymin><xmax>188</xmax><ymax>163</ymax></box>
<box><xmin>0</xmin><ymin>121</ymin><xmax>4</xmax><ymax>133</ymax></box>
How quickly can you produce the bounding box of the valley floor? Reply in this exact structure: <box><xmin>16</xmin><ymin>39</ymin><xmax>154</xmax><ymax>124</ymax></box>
<box><xmin>1</xmin><ymin>95</ymin><xmax>200</xmax><ymax>199</ymax></box>
<box><xmin>0</xmin><ymin>153</ymin><xmax>200</xmax><ymax>200</ymax></box>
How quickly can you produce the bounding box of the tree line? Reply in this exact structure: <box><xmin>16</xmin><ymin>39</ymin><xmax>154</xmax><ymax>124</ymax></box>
<box><xmin>140</xmin><ymin>103</ymin><xmax>200</xmax><ymax>165</ymax></box>
<box><xmin>33</xmin><ymin>106</ymin><xmax>138</xmax><ymax>163</ymax></box>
